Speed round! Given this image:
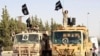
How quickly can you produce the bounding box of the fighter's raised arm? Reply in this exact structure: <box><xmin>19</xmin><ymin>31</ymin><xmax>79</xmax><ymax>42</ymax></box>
<box><xmin>62</xmin><ymin>7</ymin><xmax>64</xmax><ymax>13</ymax></box>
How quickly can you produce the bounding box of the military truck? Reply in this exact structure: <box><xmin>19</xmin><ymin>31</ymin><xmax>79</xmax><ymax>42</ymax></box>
<box><xmin>52</xmin><ymin>25</ymin><xmax>93</xmax><ymax>56</ymax></box>
<box><xmin>51</xmin><ymin>11</ymin><xmax>92</xmax><ymax>56</ymax></box>
<box><xmin>12</xmin><ymin>16</ymin><xmax>52</xmax><ymax>56</ymax></box>
<box><xmin>12</xmin><ymin>31</ymin><xmax>43</xmax><ymax>56</ymax></box>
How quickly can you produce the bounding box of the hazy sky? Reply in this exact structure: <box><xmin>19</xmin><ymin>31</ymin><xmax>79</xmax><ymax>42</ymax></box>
<box><xmin>0</xmin><ymin>0</ymin><xmax>100</xmax><ymax>37</ymax></box>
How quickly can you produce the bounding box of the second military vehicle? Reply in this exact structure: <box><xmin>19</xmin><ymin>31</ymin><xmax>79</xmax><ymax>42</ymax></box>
<box><xmin>51</xmin><ymin>10</ymin><xmax>93</xmax><ymax>56</ymax></box>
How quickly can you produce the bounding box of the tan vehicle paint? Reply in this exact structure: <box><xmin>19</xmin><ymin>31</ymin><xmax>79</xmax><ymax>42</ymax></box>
<box><xmin>51</xmin><ymin>25</ymin><xmax>93</xmax><ymax>56</ymax></box>
<box><xmin>12</xmin><ymin>31</ymin><xmax>43</xmax><ymax>56</ymax></box>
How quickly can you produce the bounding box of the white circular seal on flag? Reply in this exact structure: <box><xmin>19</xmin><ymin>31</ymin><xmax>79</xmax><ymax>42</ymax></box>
<box><xmin>62</xmin><ymin>38</ymin><xmax>68</xmax><ymax>44</ymax></box>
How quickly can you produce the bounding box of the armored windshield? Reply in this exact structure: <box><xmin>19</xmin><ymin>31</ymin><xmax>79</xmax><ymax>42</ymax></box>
<box><xmin>15</xmin><ymin>34</ymin><xmax>39</xmax><ymax>44</ymax></box>
<box><xmin>53</xmin><ymin>31</ymin><xmax>81</xmax><ymax>44</ymax></box>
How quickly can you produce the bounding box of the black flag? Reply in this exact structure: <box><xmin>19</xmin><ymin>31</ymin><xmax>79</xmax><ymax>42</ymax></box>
<box><xmin>22</xmin><ymin>4</ymin><xmax>29</xmax><ymax>15</ymax></box>
<box><xmin>55</xmin><ymin>1</ymin><xmax>63</xmax><ymax>11</ymax></box>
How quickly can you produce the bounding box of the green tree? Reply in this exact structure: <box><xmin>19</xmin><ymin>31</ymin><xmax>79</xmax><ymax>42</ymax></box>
<box><xmin>0</xmin><ymin>6</ymin><xmax>26</xmax><ymax>50</ymax></box>
<box><xmin>45</xmin><ymin>20</ymin><xmax>50</xmax><ymax>31</ymax></box>
<box><xmin>31</xmin><ymin>16</ymin><xmax>35</xmax><ymax>26</ymax></box>
<box><xmin>9</xmin><ymin>18</ymin><xmax>16</xmax><ymax>34</ymax></box>
<box><xmin>0</xmin><ymin>6</ymin><xmax>12</xmax><ymax>50</ymax></box>
<box><xmin>32</xmin><ymin>15</ymin><xmax>40</xmax><ymax>26</ymax></box>
<box><xmin>51</xmin><ymin>18</ymin><xmax>62</xmax><ymax>30</ymax></box>
<box><xmin>50</xmin><ymin>18</ymin><xmax>58</xmax><ymax>30</ymax></box>
<box><xmin>31</xmin><ymin>15</ymin><xmax>45</xmax><ymax>31</ymax></box>
<box><xmin>15</xmin><ymin>18</ymin><xmax>26</xmax><ymax>33</ymax></box>
<box><xmin>39</xmin><ymin>19</ymin><xmax>44</xmax><ymax>31</ymax></box>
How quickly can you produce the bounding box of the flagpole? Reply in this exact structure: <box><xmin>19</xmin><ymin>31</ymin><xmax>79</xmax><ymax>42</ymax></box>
<box><xmin>58</xmin><ymin>0</ymin><xmax>64</xmax><ymax>26</ymax></box>
<box><xmin>63</xmin><ymin>0</ymin><xmax>64</xmax><ymax>8</ymax></box>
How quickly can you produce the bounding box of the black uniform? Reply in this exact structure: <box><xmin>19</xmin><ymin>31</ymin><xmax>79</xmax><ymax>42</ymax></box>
<box><xmin>42</xmin><ymin>34</ymin><xmax>52</xmax><ymax>56</ymax></box>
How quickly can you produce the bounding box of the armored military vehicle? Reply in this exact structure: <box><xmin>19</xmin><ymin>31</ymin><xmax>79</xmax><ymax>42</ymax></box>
<box><xmin>51</xmin><ymin>10</ymin><xmax>92</xmax><ymax>56</ymax></box>
<box><xmin>12</xmin><ymin>31</ymin><xmax>43</xmax><ymax>56</ymax></box>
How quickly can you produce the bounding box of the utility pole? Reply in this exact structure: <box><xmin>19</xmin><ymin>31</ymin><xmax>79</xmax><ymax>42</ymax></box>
<box><xmin>87</xmin><ymin>12</ymin><xmax>90</xmax><ymax>28</ymax></box>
